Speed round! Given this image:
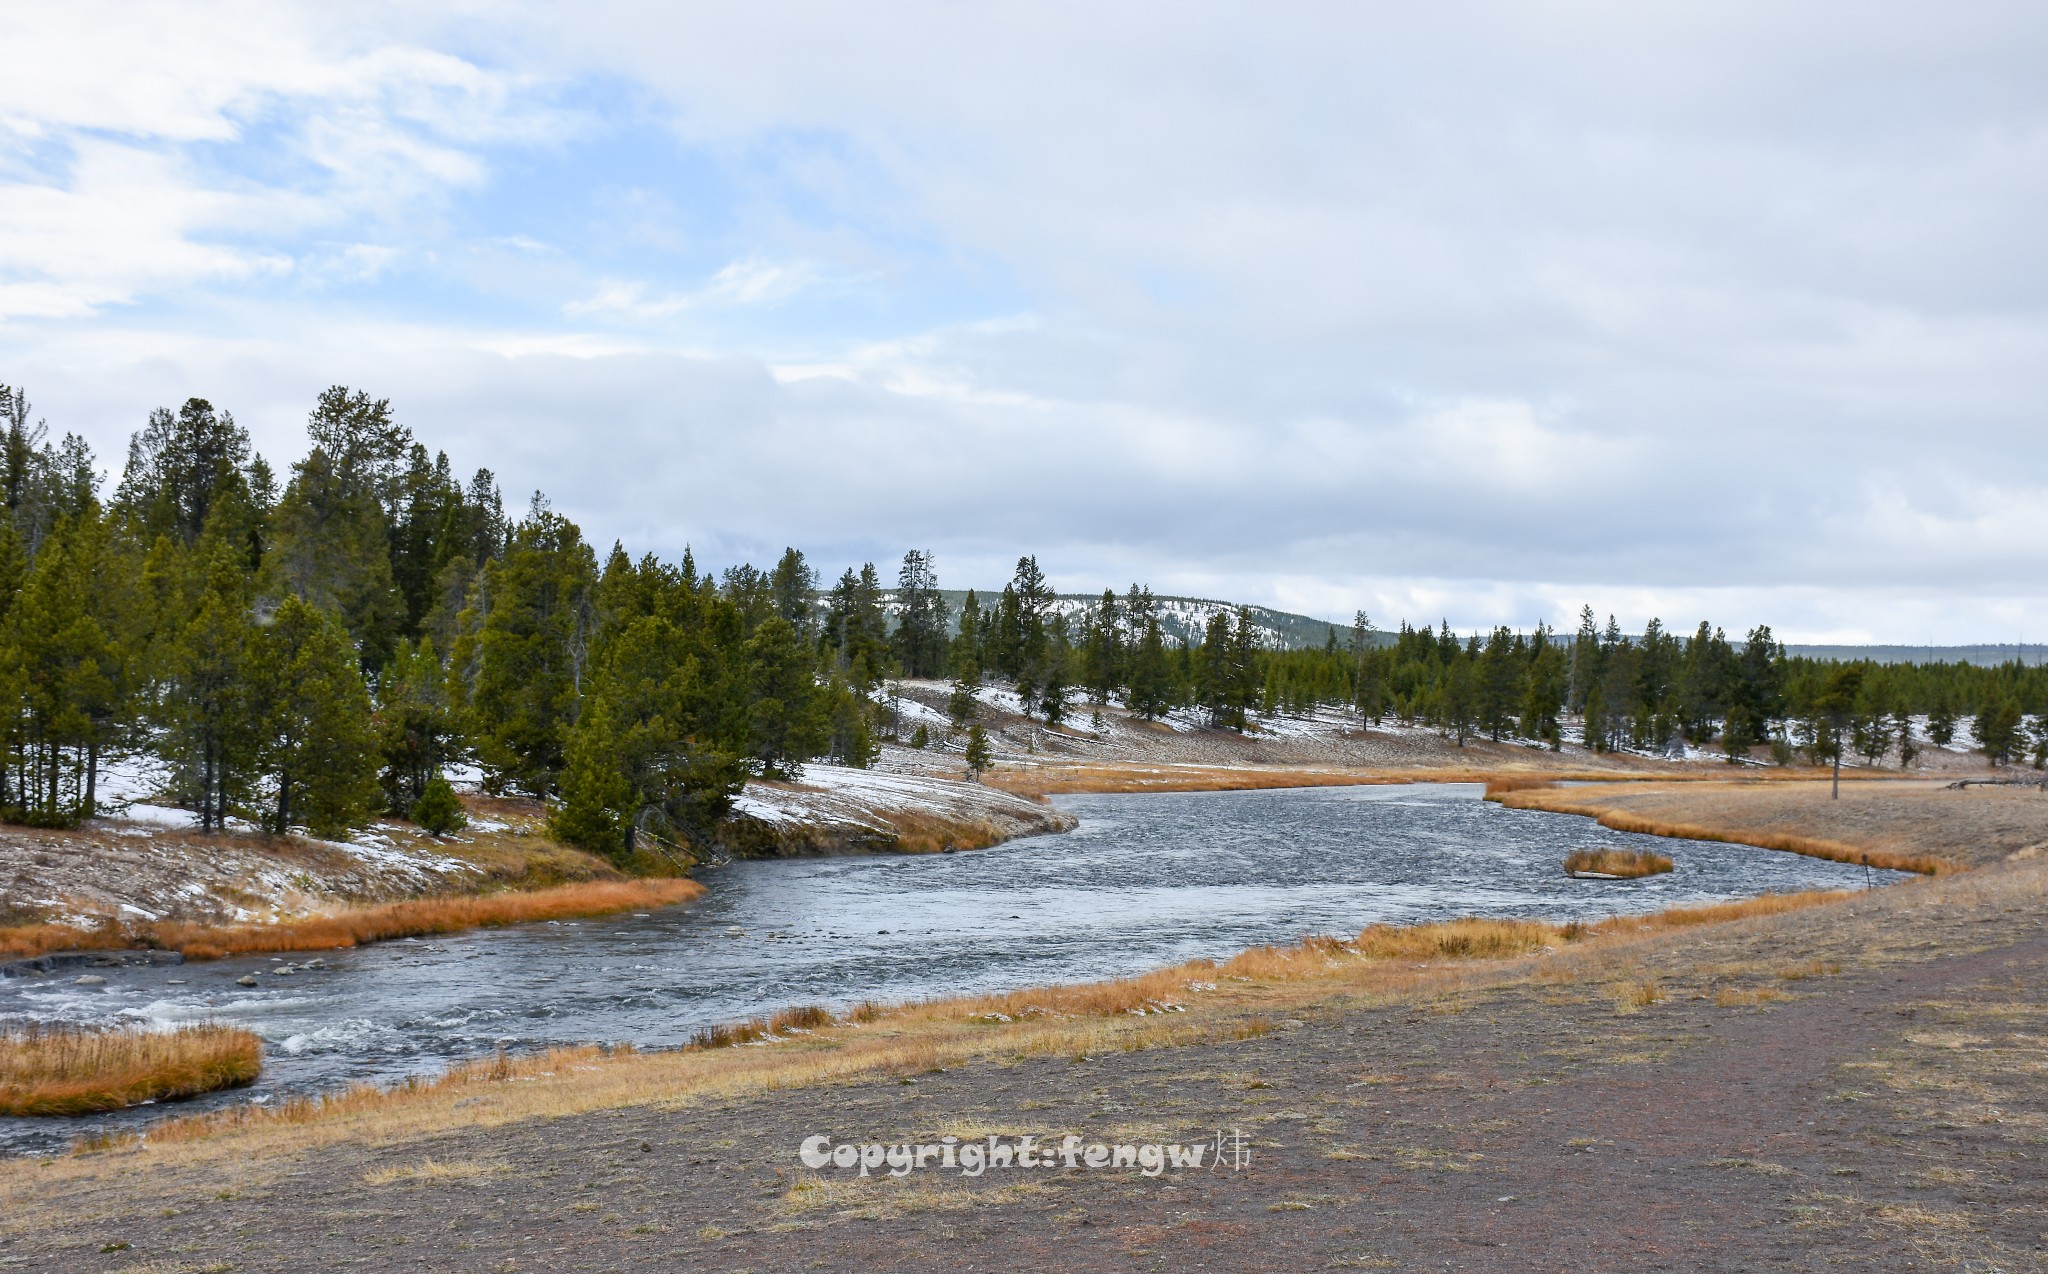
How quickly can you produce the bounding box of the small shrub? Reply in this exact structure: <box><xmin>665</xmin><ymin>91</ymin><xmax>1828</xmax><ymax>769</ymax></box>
<box><xmin>411</xmin><ymin>776</ymin><xmax>469</xmax><ymax>836</ymax></box>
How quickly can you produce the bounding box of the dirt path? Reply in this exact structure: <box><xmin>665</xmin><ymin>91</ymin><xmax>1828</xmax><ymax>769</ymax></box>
<box><xmin>10</xmin><ymin>862</ymin><xmax>2045</xmax><ymax>1271</ymax></box>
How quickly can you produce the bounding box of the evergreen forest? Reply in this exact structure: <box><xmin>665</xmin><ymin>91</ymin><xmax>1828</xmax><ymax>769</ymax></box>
<box><xmin>3</xmin><ymin>384</ymin><xmax>2044</xmax><ymax>862</ymax></box>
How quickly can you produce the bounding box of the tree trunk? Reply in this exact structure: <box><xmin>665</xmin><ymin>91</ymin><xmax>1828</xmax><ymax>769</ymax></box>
<box><xmin>276</xmin><ymin>769</ymin><xmax>290</xmax><ymax>836</ymax></box>
<box><xmin>84</xmin><ymin>738</ymin><xmax>97</xmax><ymax>818</ymax></box>
<box><xmin>1832</xmin><ymin>749</ymin><xmax>1841</xmax><ymax>801</ymax></box>
<box><xmin>201</xmin><ymin>740</ymin><xmax>216</xmax><ymax>832</ymax></box>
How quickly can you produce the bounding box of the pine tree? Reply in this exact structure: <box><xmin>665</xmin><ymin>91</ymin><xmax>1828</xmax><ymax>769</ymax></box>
<box><xmin>1038</xmin><ymin>617</ymin><xmax>1073</xmax><ymax>725</ymax></box>
<box><xmin>111</xmin><ymin>398</ymin><xmax>258</xmax><ymax>550</ymax></box>
<box><xmin>946</xmin><ymin>678</ymin><xmax>980</xmax><ymax>731</ymax></box>
<box><xmin>963</xmin><ymin>723</ymin><xmax>992</xmax><ymax>779</ymax></box>
<box><xmin>1520</xmin><ymin>632</ymin><xmax>1565</xmax><ymax>749</ymax></box>
<box><xmin>159</xmin><ymin>538</ymin><xmax>259</xmax><ymax>830</ymax></box>
<box><xmin>768</xmin><ymin>547</ymin><xmax>817</xmax><ymax>637</ymax></box>
<box><xmin>250</xmin><ymin>596</ymin><xmax>381</xmax><ymax>836</ymax></box>
<box><xmin>1976</xmin><ymin>692</ymin><xmax>2022</xmax><ymax>767</ymax></box>
<box><xmin>1441</xmin><ymin>650</ymin><xmax>1478</xmax><ymax>746</ymax></box>
<box><xmin>410</xmin><ymin>775</ymin><xmax>468</xmax><ymax>835</ymax></box>
<box><xmin>1476</xmin><ymin>625</ymin><xmax>1520</xmax><ymax>740</ymax></box>
<box><xmin>822</xmin><ymin>564</ymin><xmax>891</xmax><ymax>690</ymax></box>
<box><xmin>743</xmin><ymin>616</ymin><xmax>829</xmax><ymax>779</ymax></box>
<box><xmin>468</xmin><ymin>498</ymin><xmax>597</xmax><ymax>797</ymax></box>
<box><xmin>2</xmin><ymin>514</ymin><xmax>116</xmax><ymax>824</ymax></box>
<box><xmin>1926</xmin><ymin>691</ymin><xmax>1957</xmax><ymax>748</ymax></box>
<box><xmin>1566</xmin><ymin>605</ymin><xmax>1598</xmax><ymax>711</ymax></box>
<box><xmin>266</xmin><ymin>445</ymin><xmax>403</xmax><ymax>669</ymax></box>
<box><xmin>551</xmin><ymin>614</ymin><xmax>748</xmax><ymax>860</ymax></box>
<box><xmin>1125</xmin><ymin>616</ymin><xmax>1173</xmax><ymax>719</ymax></box>
<box><xmin>1082</xmin><ymin>589</ymin><xmax>1122</xmax><ymax>705</ymax></box>
<box><xmin>892</xmin><ymin>549</ymin><xmax>949</xmax><ymax>678</ymax></box>
<box><xmin>1582</xmin><ymin>683</ymin><xmax>1608</xmax><ymax>753</ymax></box>
<box><xmin>377</xmin><ymin>637</ymin><xmax>461</xmax><ymax>813</ymax></box>
<box><xmin>823</xmin><ymin>671</ymin><xmax>880</xmax><ymax>769</ymax></box>
<box><xmin>951</xmin><ymin>590</ymin><xmax>983</xmax><ymax>678</ymax></box>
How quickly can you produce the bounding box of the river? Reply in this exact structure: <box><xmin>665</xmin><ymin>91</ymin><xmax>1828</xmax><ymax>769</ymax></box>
<box><xmin>0</xmin><ymin>782</ymin><xmax>1900</xmax><ymax>1154</ymax></box>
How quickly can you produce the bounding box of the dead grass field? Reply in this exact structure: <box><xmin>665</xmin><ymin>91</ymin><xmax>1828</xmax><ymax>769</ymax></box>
<box><xmin>0</xmin><ymin>1024</ymin><xmax>260</xmax><ymax>1116</ymax></box>
<box><xmin>0</xmin><ymin>878</ymin><xmax>704</xmax><ymax>962</ymax></box>
<box><xmin>1496</xmin><ymin>779</ymin><xmax>2048</xmax><ymax>874</ymax></box>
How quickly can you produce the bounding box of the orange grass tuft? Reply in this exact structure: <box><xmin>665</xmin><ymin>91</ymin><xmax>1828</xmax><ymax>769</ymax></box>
<box><xmin>1563</xmin><ymin>847</ymin><xmax>1675</xmax><ymax>878</ymax></box>
<box><xmin>0</xmin><ymin>921</ymin><xmax>112</xmax><ymax>961</ymax></box>
<box><xmin>1484</xmin><ymin>777</ymin><xmax>1558</xmax><ymax>800</ymax></box>
<box><xmin>0</xmin><ymin>1023</ymin><xmax>260</xmax><ymax>1116</ymax></box>
<box><xmin>0</xmin><ymin>879</ymin><xmax>705</xmax><ymax>963</ymax></box>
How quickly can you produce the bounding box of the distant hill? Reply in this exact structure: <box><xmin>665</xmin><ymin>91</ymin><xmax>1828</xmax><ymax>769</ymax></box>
<box><xmin>1783</xmin><ymin>644</ymin><xmax>2046</xmax><ymax>668</ymax></box>
<box><xmin>936</xmin><ymin>591</ymin><xmax>1359</xmax><ymax>650</ymax></box>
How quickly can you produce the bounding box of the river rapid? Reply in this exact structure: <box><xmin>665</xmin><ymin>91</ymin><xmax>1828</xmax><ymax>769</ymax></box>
<box><xmin>0</xmin><ymin>782</ymin><xmax>1900</xmax><ymax>1154</ymax></box>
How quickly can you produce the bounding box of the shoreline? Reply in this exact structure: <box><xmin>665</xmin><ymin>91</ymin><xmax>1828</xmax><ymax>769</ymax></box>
<box><xmin>8</xmin><ymin>776</ymin><xmax>2046</xmax><ymax>1267</ymax></box>
<box><xmin>1</xmin><ymin>763</ymin><xmax>1926</xmax><ymax>965</ymax></box>
<box><xmin>0</xmin><ymin>878</ymin><xmax>706</xmax><ymax>965</ymax></box>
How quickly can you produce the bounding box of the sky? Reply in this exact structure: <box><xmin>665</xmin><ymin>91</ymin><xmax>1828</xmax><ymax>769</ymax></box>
<box><xmin>2</xmin><ymin>2</ymin><xmax>2044</xmax><ymax>644</ymax></box>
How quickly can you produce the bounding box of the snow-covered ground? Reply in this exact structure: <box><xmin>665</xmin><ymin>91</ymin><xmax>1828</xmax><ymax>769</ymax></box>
<box><xmin>727</xmin><ymin>763</ymin><xmax>1074</xmax><ymax>854</ymax></box>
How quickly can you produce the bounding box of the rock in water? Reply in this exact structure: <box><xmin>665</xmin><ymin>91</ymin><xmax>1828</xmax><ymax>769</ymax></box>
<box><xmin>74</xmin><ymin>974</ymin><xmax>106</xmax><ymax>986</ymax></box>
<box><xmin>236</xmin><ymin>974</ymin><xmax>260</xmax><ymax>987</ymax></box>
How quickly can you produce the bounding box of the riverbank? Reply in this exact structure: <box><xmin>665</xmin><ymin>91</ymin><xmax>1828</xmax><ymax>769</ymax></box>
<box><xmin>6</xmin><ymin>844</ymin><xmax>2044</xmax><ymax>1269</ymax></box>
<box><xmin>0</xmin><ymin>769</ymin><xmax>1068</xmax><ymax>961</ymax></box>
<box><xmin>1490</xmin><ymin>777</ymin><xmax>2048</xmax><ymax>874</ymax></box>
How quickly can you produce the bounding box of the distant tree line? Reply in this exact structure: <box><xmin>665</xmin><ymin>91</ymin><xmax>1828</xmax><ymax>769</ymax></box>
<box><xmin>2</xmin><ymin>383</ymin><xmax>2043</xmax><ymax>859</ymax></box>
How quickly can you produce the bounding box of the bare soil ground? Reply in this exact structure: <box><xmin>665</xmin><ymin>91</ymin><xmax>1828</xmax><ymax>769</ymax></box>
<box><xmin>7</xmin><ymin>850</ymin><xmax>2046</xmax><ymax>1270</ymax></box>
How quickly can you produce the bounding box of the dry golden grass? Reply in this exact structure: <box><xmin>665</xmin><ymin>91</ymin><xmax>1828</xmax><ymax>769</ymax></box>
<box><xmin>0</xmin><ymin>879</ymin><xmax>704</xmax><ymax>962</ymax></box>
<box><xmin>362</xmin><ymin>1157</ymin><xmax>500</xmax><ymax>1185</ymax></box>
<box><xmin>0</xmin><ymin>1024</ymin><xmax>260</xmax><ymax>1116</ymax></box>
<box><xmin>0</xmin><ymin>920</ymin><xmax>110</xmax><ymax>960</ymax></box>
<box><xmin>158</xmin><ymin>879</ymin><xmax>705</xmax><ymax>959</ymax></box>
<box><xmin>1482</xmin><ymin>776</ymin><xmax>1559</xmax><ymax>799</ymax></box>
<box><xmin>1563</xmin><ymin>847</ymin><xmax>1674</xmax><ymax>878</ymax></box>
<box><xmin>1613</xmin><ymin>979</ymin><xmax>1666</xmax><ymax>1013</ymax></box>
<box><xmin>1499</xmin><ymin>783</ymin><xmax>1957</xmax><ymax>875</ymax></box>
<box><xmin>1597</xmin><ymin>890</ymin><xmax>1856</xmax><ymax>935</ymax></box>
<box><xmin>879</xmin><ymin>811</ymin><xmax>1022</xmax><ymax>854</ymax></box>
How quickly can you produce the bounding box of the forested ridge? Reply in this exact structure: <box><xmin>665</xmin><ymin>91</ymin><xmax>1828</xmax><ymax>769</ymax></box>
<box><xmin>2</xmin><ymin>385</ymin><xmax>2044</xmax><ymax>863</ymax></box>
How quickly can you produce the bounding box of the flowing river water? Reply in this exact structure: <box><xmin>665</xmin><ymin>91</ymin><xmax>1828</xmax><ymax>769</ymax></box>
<box><xmin>0</xmin><ymin>782</ymin><xmax>1901</xmax><ymax>1154</ymax></box>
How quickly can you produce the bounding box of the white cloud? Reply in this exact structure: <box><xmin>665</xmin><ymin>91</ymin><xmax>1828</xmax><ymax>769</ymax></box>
<box><xmin>4</xmin><ymin>3</ymin><xmax>2047</xmax><ymax>642</ymax></box>
<box><xmin>565</xmin><ymin>259</ymin><xmax>821</xmax><ymax>319</ymax></box>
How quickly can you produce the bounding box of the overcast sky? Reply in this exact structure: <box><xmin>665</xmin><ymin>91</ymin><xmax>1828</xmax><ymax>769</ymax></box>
<box><xmin>3</xmin><ymin>3</ymin><xmax>2044</xmax><ymax>643</ymax></box>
